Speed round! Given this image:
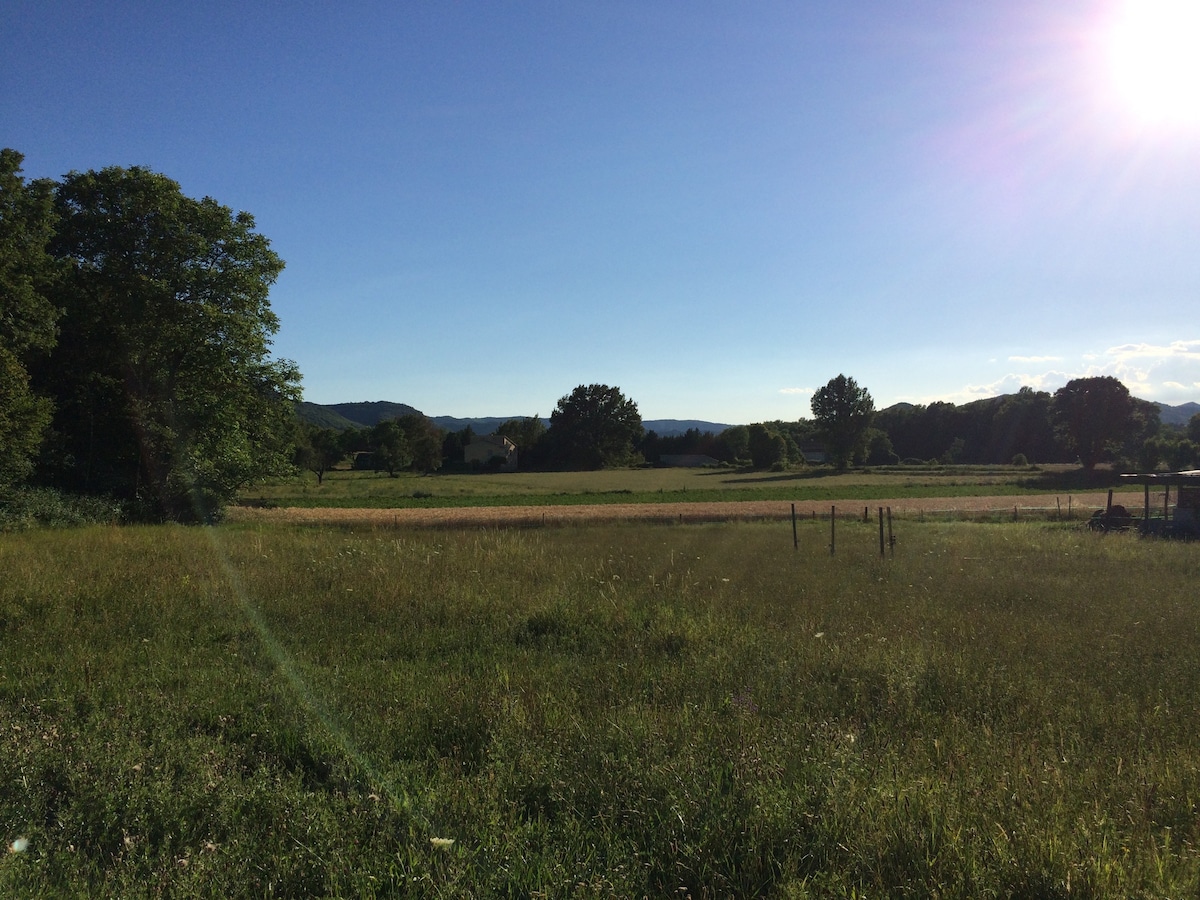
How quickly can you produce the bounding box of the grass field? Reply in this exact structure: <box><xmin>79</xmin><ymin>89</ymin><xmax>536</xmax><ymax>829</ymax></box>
<box><xmin>3</xmin><ymin>518</ymin><xmax>1199</xmax><ymax>897</ymax></box>
<box><xmin>242</xmin><ymin>463</ymin><xmax>1138</xmax><ymax>509</ymax></box>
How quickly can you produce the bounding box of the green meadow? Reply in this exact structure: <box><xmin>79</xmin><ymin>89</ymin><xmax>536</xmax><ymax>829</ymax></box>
<box><xmin>243</xmin><ymin>463</ymin><xmax>1136</xmax><ymax>509</ymax></box>
<box><xmin>3</xmin><ymin>518</ymin><xmax>1199</xmax><ymax>897</ymax></box>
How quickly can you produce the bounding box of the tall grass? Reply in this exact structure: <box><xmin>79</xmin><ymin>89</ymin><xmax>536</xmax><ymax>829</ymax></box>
<box><xmin>2</xmin><ymin>520</ymin><xmax>1198</xmax><ymax>896</ymax></box>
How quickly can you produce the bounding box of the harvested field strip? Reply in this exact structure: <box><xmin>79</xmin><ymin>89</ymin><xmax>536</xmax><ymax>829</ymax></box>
<box><xmin>229</xmin><ymin>492</ymin><xmax>1130</xmax><ymax>528</ymax></box>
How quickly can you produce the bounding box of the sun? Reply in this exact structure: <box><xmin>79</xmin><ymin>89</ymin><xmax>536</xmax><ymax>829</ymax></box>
<box><xmin>1103</xmin><ymin>0</ymin><xmax>1200</xmax><ymax>130</ymax></box>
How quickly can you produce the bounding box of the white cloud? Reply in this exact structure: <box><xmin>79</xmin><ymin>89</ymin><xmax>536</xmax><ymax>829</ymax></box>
<box><xmin>881</xmin><ymin>341</ymin><xmax>1200</xmax><ymax>410</ymax></box>
<box><xmin>779</xmin><ymin>387</ymin><xmax>811</xmax><ymax>395</ymax></box>
<box><xmin>1107</xmin><ymin>340</ymin><xmax>1200</xmax><ymax>361</ymax></box>
<box><xmin>1094</xmin><ymin>341</ymin><xmax>1200</xmax><ymax>402</ymax></box>
<box><xmin>898</xmin><ymin>370</ymin><xmax>1071</xmax><ymax>406</ymax></box>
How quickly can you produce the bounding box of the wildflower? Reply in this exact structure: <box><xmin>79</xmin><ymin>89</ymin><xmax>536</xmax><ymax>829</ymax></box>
<box><xmin>10</xmin><ymin>837</ymin><xmax>29</xmax><ymax>854</ymax></box>
<box><xmin>430</xmin><ymin>837</ymin><xmax>455</xmax><ymax>849</ymax></box>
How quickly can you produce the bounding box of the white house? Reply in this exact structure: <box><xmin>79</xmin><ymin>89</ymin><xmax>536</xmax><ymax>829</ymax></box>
<box><xmin>464</xmin><ymin>434</ymin><xmax>518</xmax><ymax>472</ymax></box>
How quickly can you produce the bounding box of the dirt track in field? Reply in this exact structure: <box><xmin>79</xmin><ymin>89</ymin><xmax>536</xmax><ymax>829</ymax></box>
<box><xmin>228</xmin><ymin>493</ymin><xmax>1123</xmax><ymax>528</ymax></box>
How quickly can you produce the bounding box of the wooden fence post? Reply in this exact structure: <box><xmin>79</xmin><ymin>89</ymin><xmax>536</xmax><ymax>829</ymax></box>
<box><xmin>792</xmin><ymin>503</ymin><xmax>798</xmax><ymax>550</ymax></box>
<box><xmin>830</xmin><ymin>505</ymin><xmax>836</xmax><ymax>556</ymax></box>
<box><xmin>878</xmin><ymin>507</ymin><xmax>885</xmax><ymax>557</ymax></box>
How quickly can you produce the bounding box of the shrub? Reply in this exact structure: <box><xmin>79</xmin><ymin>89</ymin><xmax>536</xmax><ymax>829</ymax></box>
<box><xmin>0</xmin><ymin>487</ymin><xmax>124</xmax><ymax>530</ymax></box>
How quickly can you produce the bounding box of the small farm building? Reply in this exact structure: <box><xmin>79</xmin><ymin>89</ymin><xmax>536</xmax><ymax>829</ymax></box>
<box><xmin>465</xmin><ymin>434</ymin><xmax>518</xmax><ymax>472</ymax></box>
<box><xmin>1120</xmin><ymin>469</ymin><xmax>1200</xmax><ymax>537</ymax></box>
<box><xmin>800</xmin><ymin>444</ymin><xmax>827</xmax><ymax>464</ymax></box>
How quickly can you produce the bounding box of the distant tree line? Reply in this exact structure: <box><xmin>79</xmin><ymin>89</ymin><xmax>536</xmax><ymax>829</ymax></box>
<box><xmin>294</xmin><ymin>373</ymin><xmax>1200</xmax><ymax>483</ymax></box>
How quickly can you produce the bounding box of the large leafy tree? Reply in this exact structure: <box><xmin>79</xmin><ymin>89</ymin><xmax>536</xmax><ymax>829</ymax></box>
<box><xmin>989</xmin><ymin>387</ymin><xmax>1057</xmax><ymax>464</ymax></box>
<box><xmin>1051</xmin><ymin>376</ymin><xmax>1138</xmax><ymax>469</ymax></box>
<box><xmin>370</xmin><ymin>420</ymin><xmax>411</xmax><ymax>476</ymax></box>
<box><xmin>0</xmin><ymin>149</ymin><xmax>59</xmax><ymax>488</ymax></box>
<box><xmin>395</xmin><ymin>413</ymin><xmax>444</xmax><ymax>474</ymax></box>
<box><xmin>548</xmin><ymin>384</ymin><xmax>642</xmax><ymax>469</ymax></box>
<box><xmin>747</xmin><ymin>423</ymin><xmax>787</xmax><ymax>469</ymax></box>
<box><xmin>810</xmin><ymin>374</ymin><xmax>875</xmax><ymax>470</ymax></box>
<box><xmin>294</xmin><ymin>423</ymin><xmax>345</xmax><ymax>485</ymax></box>
<box><xmin>33</xmin><ymin>165</ymin><xmax>299</xmax><ymax>521</ymax></box>
<box><xmin>714</xmin><ymin>425</ymin><xmax>750</xmax><ymax>463</ymax></box>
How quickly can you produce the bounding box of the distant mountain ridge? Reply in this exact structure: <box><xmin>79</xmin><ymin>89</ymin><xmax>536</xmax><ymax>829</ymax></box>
<box><xmin>297</xmin><ymin>402</ymin><xmax>732</xmax><ymax>436</ymax></box>
<box><xmin>1157</xmin><ymin>401</ymin><xmax>1200</xmax><ymax>426</ymax></box>
<box><xmin>297</xmin><ymin>401</ymin><xmax>421</xmax><ymax>429</ymax></box>
<box><xmin>299</xmin><ymin>398</ymin><xmax>1197</xmax><ymax>432</ymax></box>
<box><xmin>642</xmin><ymin>419</ymin><xmax>735</xmax><ymax>436</ymax></box>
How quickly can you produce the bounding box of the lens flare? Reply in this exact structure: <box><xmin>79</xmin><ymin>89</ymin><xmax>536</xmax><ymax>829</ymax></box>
<box><xmin>1104</xmin><ymin>0</ymin><xmax>1200</xmax><ymax>131</ymax></box>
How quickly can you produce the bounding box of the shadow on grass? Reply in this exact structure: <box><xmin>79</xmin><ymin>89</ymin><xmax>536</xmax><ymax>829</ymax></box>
<box><xmin>705</xmin><ymin>464</ymin><xmax>1132</xmax><ymax>491</ymax></box>
<box><xmin>1016</xmin><ymin>467</ymin><xmax>1128</xmax><ymax>491</ymax></box>
<box><xmin>699</xmin><ymin>468</ymin><xmax>833</xmax><ymax>485</ymax></box>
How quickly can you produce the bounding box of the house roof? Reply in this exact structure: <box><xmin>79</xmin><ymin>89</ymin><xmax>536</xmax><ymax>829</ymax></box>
<box><xmin>471</xmin><ymin>433</ymin><xmax>516</xmax><ymax>450</ymax></box>
<box><xmin>1121</xmin><ymin>470</ymin><xmax>1200</xmax><ymax>485</ymax></box>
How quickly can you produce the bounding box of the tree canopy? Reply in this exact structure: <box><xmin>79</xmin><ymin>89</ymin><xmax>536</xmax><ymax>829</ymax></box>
<box><xmin>1052</xmin><ymin>376</ymin><xmax>1141</xmax><ymax>470</ymax></box>
<box><xmin>0</xmin><ymin>150</ymin><xmax>58</xmax><ymax>487</ymax></box>
<box><xmin>294</xmin><ymin>423</ymin><xmax>345</xmax><ymax>485</ymax></box>
<box><xmin>29</xmin><ymin>163</ymin><xmax>299</xmax><ymax>520</ymax></box>
<box><xmin>548</xmin><ymin>384</ymin><xmax>642</xmax><ymax>469</ymax></box>
<box><xmin>747</xmin><ymin>423</ymin><xmax>787</xmax><ymax>469</ymax></box>
<box><xmin>394</xmin><ymin>413</ymin><xmax>444</xmax><ymax>474</ymax></box>
<box><xmin>370</xmin><ymin>420</ymin><xmax>411</xmax><ymax>476</ymax></box>
<box><xmin>810</xmin><ymin>374</ymin><xmax>875</xmax><ymax>470</ymax></box>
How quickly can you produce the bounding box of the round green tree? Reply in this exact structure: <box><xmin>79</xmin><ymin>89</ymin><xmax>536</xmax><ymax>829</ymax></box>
<box><xmin>1051</xmin><ymin>376</ymin><xmax>1138</xmax><ymax>470</ymax></box>
<box><xmin>548</xmin><ymin>384</ymin><xmax>642</xmax><ymax>469</ymax></box>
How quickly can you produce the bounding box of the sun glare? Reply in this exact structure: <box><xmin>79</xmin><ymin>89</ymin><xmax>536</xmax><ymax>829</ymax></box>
<box><xmin>1104</xmin><ymin>0</ymin><xmax>1200</xmax><ymax>131</ymax></box>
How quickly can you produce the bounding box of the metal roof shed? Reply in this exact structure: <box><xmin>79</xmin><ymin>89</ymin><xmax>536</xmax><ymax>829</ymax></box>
<box><xmin>1119</xmin><ymin>470</ymin><xmax>1200</xmax><ymax>536</ymax></box>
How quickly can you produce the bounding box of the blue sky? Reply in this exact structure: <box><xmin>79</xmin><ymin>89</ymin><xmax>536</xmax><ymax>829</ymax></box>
<box><xmin>4</xmin><ymin>1</ymin><xmax>1199</xmax><ymax>424</ymax></box>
